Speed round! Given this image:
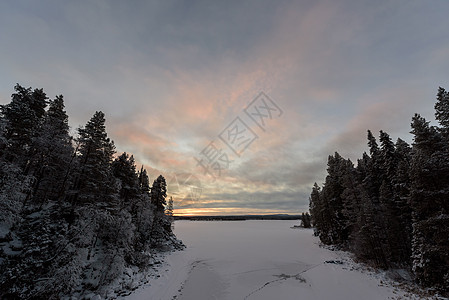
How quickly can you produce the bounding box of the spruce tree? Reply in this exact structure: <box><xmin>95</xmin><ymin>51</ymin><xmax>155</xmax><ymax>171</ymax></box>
<box><xmin>151</xmin><ymin>175</ymin><xmax>167</xmax><ymax>213</ymax></box>
<box><xmin>354</xmin><ymin>134</ymin><xmax>390</xmax><ymax>267</ymax></box>
<box><xmin>112</xmin><ymin>152</ymin><xmax>139</xmax><ymax>207</ymax></box>
<box><xmin>378</xmin><ymin>130</ymin><xmax>410</xmax><ymax>264</ymax></box>
<box><xmin>0</xmin><ymin>84</ymin><xmax>183</xmax><ymax>297</ymax></box>
<box><xmin>138</xmin><ymin>166</ymin><xmax>150</xmax><ymax>195</ymax></box>
<box><xmin>166</xmin><ymin>196</ymin><xmax>174</xmax><ymax>229</ymax></box>
<box><xmin>150</xmin><ymin>175</ymin><xmax>171</xmax><ymax>246</ymax></box>
<box><xmin>340</xmin><ymin>157</ymin><xmax>365</xmax><ymax>257</ymax></box>
<box><xmin>310</xmin><ymin>87</ymin><xmax>449</xmax><ymax>293</ymax></box>
<box><xmin>300</xmin><ymin>212</ymin><xmax>312</xmax><ymax>228</ymax></box>
<box><xmin>435</xmin><ymin>87</ymin><xmax>449</xmax><ymax>137</ymax></box>
<box><xmin>71</xmin><ymin>111</ymin><xmax>116</xmax><ymax>205</ymax></box>
<box><xmin>166</xmin><ymin>196</ymin><xmax>174</xmax><ymax>218</ymax></box>
<box><xmin>309</xmin><ymin>182</ymin><xmax>322</xmax><ymax>236</ymax></box>
<box><xmin>0</xmin><ymin>84</ymin><xmax>47</xmax><ymax>167</ymax></box>
<box><xmin>316</xmin><ymin>153</ymin><xmax>350</xmax><ymax>245</ymax></box>
<box><xmin>29</xmin><ymin>95</ymin><xmax>73</xmax><ymax>204</ymax></box>
<box><xmin>132</xmin><ymin>166</ymin><xmax>154</xmax><ymax>256</ymax></box>
<box><xmin>349</xmin><ymin>156</ymin><xmax>380</xmax><ymax>265</ymax></box>
<box><xmin>410</xmin><ymin>113</ymin><xmax>449</xmax><ymax>292</ymax></box>
<box><xmin>393</xmin><ymin>138</ymin><xmax>413</xmax><ymax>263</ymax></box>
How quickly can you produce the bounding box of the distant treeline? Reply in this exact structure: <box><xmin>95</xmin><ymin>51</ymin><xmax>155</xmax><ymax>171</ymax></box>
<box><xmin>175</xmin><ymin>214</ymin><xmax>301</xmax><ymax>221</ymax></box>
<box><xmin>0</xmin><ymin>84</ymin><xmax>182</xmax><ymax>299</ymax></box>
<box><xmin>310</xmin><ymin>87</ymin><xmax>449</xmax><ymax>294</ymax></box>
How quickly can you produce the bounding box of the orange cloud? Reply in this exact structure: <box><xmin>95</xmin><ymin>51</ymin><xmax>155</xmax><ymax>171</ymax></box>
<box><xmin>174</xmin><ymin>207</ymin><xmax>300</xmax><ymax>216</ymax></box>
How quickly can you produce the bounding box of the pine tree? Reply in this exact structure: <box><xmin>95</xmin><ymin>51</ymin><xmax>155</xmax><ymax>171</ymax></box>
<box><xmin>0</xmin><ymin>84</ymin><xmax>47</xmax><ymax>165</ymax></box>
<box><xmin>151</xmin><ymin>175</ymin><xmax>167</xmax><ymax>213</ymax></box>
<box><xmin>309</xmin><ymin>182</ymin><xmax>322</xmax><ymax>236</ymax></box>
<box><xmin>0</xmin><ymin>115</ymin><xmax>7</xmax><ymax>153</ymax></box>
<box><xmin>166</xmin><ymin>196</ymin><xmax>174</xmax><ymax>229</ymax></box>
<box><xmin>71</xmin><ymin>111</ymin><xmax>117</xmax><ymax>205</ymax></box>
<box><xmin>166</xmin><ymin>196</ymin><xmax>174</xmax><ymax>218</ymax></box>
<box><xmin>348</xmin><ymin>156</ymin><xmax>379</xmax><ymax>264</ymax></box>
<box><xmin>379</xmin><ymin>131</ymin><xmax>397</xmax><ymax>180</ymax></box>
<box><xmin>435</xmin><ymin>87</ymin><xmax>449</xmax><ymax>137</ymax></box>
<box><xmin>150</xmin><ymin>175</ymin><xmax>171</xmax><ymax>247</ymax></box>
<box><xmin>310</xmin><ymin>87</ymin><xmax>449</xmax><ymax>293</ymax></box>
<box><xmin>312</xmin><ymin>153</ymin><xmax>351</xmax><ymax>245</ymax></box>
<box><xmin>0</xmin><ymin>84</ymin><xmax>184</xmax><ymax>298</ymax></box>
<box><xmin>28</xmin><ymin>95</ymin><xmax>73</xmax><ymax>204</ymax></box>
<box><xmin>393</xmin><ymin>138</ymin><xmax>413</xmax><ymax>263</ymax></box>
<box><xmin>0</xmin><ymin>85</ymin><xmax>50</xmax><ymax>222</ymax></box>
<box><xmin>300</xmin><ymin>212</ymin><xmax>311</xmax><ymax>228</ymax></box>
<box><xmin>367</xmin><ymin>130</ymin><xmax>379</xmax><ymax>157</ymax></box>
<box><xmin>112</xmin><ymin>152</ymin><xmax>139</xmax><ymax>208</ymax></box>
<box><xmin>138</xmin><ymin>166</ymin><xmax>150</xmax><ymax>195</ymax></box>
<box><xmin>340</xmin><ymin>157</ymin><xmax>365</xmax><ymax>255</ymax></box>
<box><xmin>328</xmin><ymin>153</ymin><xmax>352</xmax><ymax>245</ymax></box>
<box><xmin>410</xmin><ymin>112</ymin><xmax>449</xmax><ymax>292</ymax></box>
<box><xmin>131</xmin><ymin>166</ymin><xmax>154</xmax><ymax>257</ymax></box>
<box><xmin>410</xmin><ymin>114</ymin><xmax>443</xmax><ymax>156</ymax></box>
<box><xmin>365</xmin><ymin>130</ymin><xmax>382</xmax><ymax>198</ymax></box>
<box><xmin>378</xmin><ymin>130</ymin><xmax>411</xmax><ymax>265</ymax></box>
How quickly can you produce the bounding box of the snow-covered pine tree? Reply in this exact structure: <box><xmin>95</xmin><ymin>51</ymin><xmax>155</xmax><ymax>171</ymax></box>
<box><xmin>435</xmin><ymin>87</ymin><xmax>449</xmax><ymax>137</ymax></box>
<box><xmin>71</xmin><ymin>111</ymin><xmax>117</xmax><ymax>206</ymax></box>
<box><xmin>112</xmin><ymin>152</ymin><xmax>139</xmax><ymax>209</ymax></box>
<box><xmin>325</xmin><ymin>152</ymin><xmax>351</xmax><ymax>245</ymax></box>
<box><xmin>138</xmin><ymin>166</ymin><xmax>150</xmax><ymax>195</ymax></box>
<box><xmin>410</xmin><ymin>112</ymin><xmax>449</xmax><ymax>292</ymax></box>
<box><xmin>0</xmin><ymin>85</ymin><xmax>49</xmax><ymax>225</ymax></box>
<box><xmin>151</xmin><ymin>175</ymin><xmax>167</xmax><ymax>213</ymax></box>
<box><xmin>309</xmin><ymin>87</ymin><xmax>449</xmax><ymax>293</ymax></box>
<box><xmin>0</xmin><ymin>84</ymin><xmax>184</xmax><ymax>298</ymax></box>
<box><xmin>300</xmin><ymin>212</ymin><xmax>311</xmax><ymax>228</ymax></box>
<box><xmin>0</xmin><ymin>85</ymin><xmax>47</xmax><ymax>166</ymax></box>
<box><xmin>309</xmin><ymin>182</ymin><xmax>322</xmax><ymax>236</ymax></box>
<box><xmin>312</xmin><ymin>152</ymin><xmax>351</xmax><ymax>246</ymax></box>
<box><xmin>27</xmin><ymin>95</ymin><xmax>73</xmax><ymax>205</ymax></box>
<box><xmin>166</xmin><ymin>196</ymin><xmax>174</xmax><ymax>220</ymax></box>
<box><xmin>393</xmin><ymin>138</ymin><xmax>413</xmax><ymax>263</ymax></box>
<box><xmin>359</xmin><ymin>132</ymin><xmax>391</xmax><ymax>268</ymax></box>
<box><xmin>378</xmin><ymin>130</ymin><xmax>410</xmax><ymax>265</ymax></box>
<box><xmin>340</xmin><ymin>157</ymin><xmax>366</xmax><ymax>257</ymax></box>
<box><xmin>150</xmin><ymin>175</ymin><xmax>172</xmax><ymax>247</ymax></box>
<box><xmin>132</xmin><ymin>166</ymin><xmax>155</xmax><ymax>260</ymax></box>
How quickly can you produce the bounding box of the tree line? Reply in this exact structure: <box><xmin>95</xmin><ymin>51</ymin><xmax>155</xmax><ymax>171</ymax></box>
<box><xmin>309</xmin><ymin>87</ymin><xmax>449</xmax><ymax>294</ymax></box>
<box><xmin>0</xmin><ymin>84</ymin><xmax>182</xmax><ymax>299</ymax></box>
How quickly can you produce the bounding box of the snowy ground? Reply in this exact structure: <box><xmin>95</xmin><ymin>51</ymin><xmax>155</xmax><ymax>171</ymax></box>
<box><xmin>122</xmin><ymin>220</ymin><xmax>444</xmax><ymax>300</ymax></box>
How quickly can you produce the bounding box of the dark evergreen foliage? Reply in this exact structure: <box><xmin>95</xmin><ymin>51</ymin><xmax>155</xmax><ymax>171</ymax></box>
<box><xmin>112</xmin><ymin>152</ymin><xmax>139</xmax><ymax>207</ymax></box>
<box><xmin>0</xmin><ymin>84</ymin><xmax>183</xmax><ymax>299</ymax></box>
<box><xmin>300</xmin><ymin>212</ymin><xmax>312</xmax><ymax>228</ymax></box>
<box><xmin>310</xmin><ymin>87</ymin><xmax>449</xmax><ymax>295</ymax></box>
<box><xmin>166</xmin><ymin>196</ymin><xmax>174</xmax><ymax>226</ymax></box>
<box><xmin>410</xmin><ymin>112</ymin><xmax>449</xmax><ymax>292</ymax></box>
<box><xmin>150</xmin><ymin>175</ymin><xmax>173</xmax><ymax>248</ymax></box>
<box><xmin>435</xmin><ymin>87</ymin><xmax>449</xmax><ymax>136</ymax></box>
<box><xmin>150</xmin><ymin>175</ymin><xmax>167</xmax><ymax>214</ymax></box>
<box><xmin>72</xmin><ymin>111</ymin><xmax>117</xmax><ymax>206</ymax></box>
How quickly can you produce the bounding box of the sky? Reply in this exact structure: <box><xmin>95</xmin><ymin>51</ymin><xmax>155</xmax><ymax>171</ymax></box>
<box><xmin>1</xmin><ymin>0</ymin><xmax>449</xmax><ymax>215</ymax></box>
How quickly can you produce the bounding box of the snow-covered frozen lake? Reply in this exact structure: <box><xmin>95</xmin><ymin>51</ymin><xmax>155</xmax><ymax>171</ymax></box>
<box><xmin>123</xmin><ymin>220</ymin><xmax>420</xmax><ymax>300</ymax></box>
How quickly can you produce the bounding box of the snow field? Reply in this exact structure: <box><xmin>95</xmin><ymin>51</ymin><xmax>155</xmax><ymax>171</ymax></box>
<box><xmin>123</xmin><ymin>220</ymin><xmax>443</xmax><ymax>300</ymax></box>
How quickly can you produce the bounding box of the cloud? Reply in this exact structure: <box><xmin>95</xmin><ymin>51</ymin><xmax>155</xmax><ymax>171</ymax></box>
<box><xmin>322</xmin><ymin>83</ymin><xmax>434</xmax><ymax>161</ymax></box>
<box><xmin>174</xmin><ymin>189</ymin><xmax>308</xmax><ymax>214</ymax></box>
<box><xmin>1</xmin><ymin>0</ymin><xmax>449</xmax><ymax>215</ymax></box>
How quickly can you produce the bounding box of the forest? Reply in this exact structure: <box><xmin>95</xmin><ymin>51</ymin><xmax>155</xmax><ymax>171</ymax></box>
<box><xmin>310</xmin><ymin>87</ymin><xmax>449</xmax><ymax>295</ymax></box>
<box><xmin>0</xmin><ymin>84</ymin><xmax>182</xmax><ymax>299</ymax></box>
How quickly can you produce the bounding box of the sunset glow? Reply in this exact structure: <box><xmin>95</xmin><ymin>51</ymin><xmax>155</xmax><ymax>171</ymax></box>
<box><xmin>1</xmin><ymin>1</ymin><xmax>448</xmax><ymax>216</ymax></box>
